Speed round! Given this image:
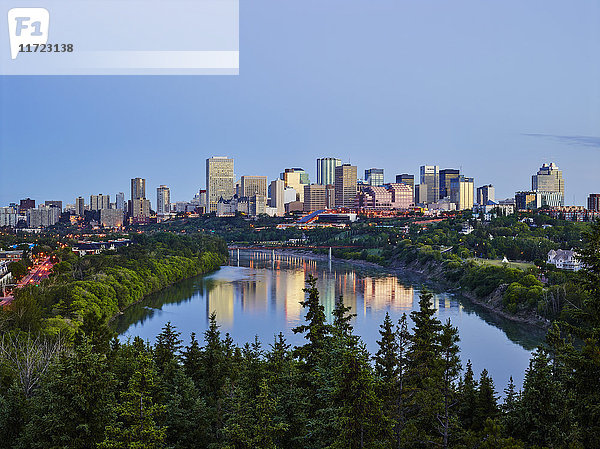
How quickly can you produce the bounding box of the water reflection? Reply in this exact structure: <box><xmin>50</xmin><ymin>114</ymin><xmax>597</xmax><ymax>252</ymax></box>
<box><xmin>113</xmin><ymin>250</ymin><xmax>546</xmax><ymax>392</ymax></box>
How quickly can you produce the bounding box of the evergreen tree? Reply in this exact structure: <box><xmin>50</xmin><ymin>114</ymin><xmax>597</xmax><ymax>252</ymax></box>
<box><xmin>437</xmin><ymin>319</ymin><xmax>461</xmax><ymax>449</ymax></box>
<box><xmin>154</xmin><ymin>321</ymin><xmax>183</xmax><ymax>375</ymax></box>
<box><xmin>458</xmin><ymin>360</ymin><xmax>478</xmax><ymax>430</ymax></box>
<box><xmin>181</xmin><ymin>332</ymin><xmax>202</xmax><ymax>386</ymax></box>
<box><xmin>474</xmin><ymin>369</ymin><xmax>498</xmax><ymax>431</ymax></box>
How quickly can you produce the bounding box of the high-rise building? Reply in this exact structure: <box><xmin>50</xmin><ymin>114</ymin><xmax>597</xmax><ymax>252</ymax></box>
<box><xmin>240</xmin><ymin>176</ymin><xmax>268</xmax><ymax>198</ymax></box>
<box><xmin>334</xmin><ymin>164</ymin><xmax>357</xmax><ymax>208</ymax></box>
<box><xmin>116</xmin><ymin>192</ymin><xmax>125</xmax><ymax>211</ymax></box>
<box><xmin>281</xmin><ymin>168</ymin><xmax>309</xmax><ymax>202</ymax></box>
<box><xmin>532</xmin><ymin>162</ymin><xmax>564</xmax><ymax>206</ymax></box>
<box><xmin>90</xmin><ymin>194</ymin><xmax>110</xmax><ymax>211</ymax></box>
<box><xmin>450</xmin><ymin>176</ymin><xmax>474</xmax><ymax>210</ymax></box>
<box><xmin>364</xmin><ymin>168</ymin><xmax>384</xmax><ymax>186</ymax></box>
<box><xmin>27</xmin><ymin>205</ymin><xmax>60</xmax><ymax>228</ymax></box>
<box><xmin>0</xmin><ymin>206</ymin><xmax>18</xmax><ymax>227</ymax></box>
<box><xmin>101</xmin><ymin>209</ymin><xmax>124</xmax><ymax>228</ymax></box>
<box><xmin>515</xmin><ymin>191</ymin><xmax>541</xmax><ymax>210</ymax></box>
<box><xmin>269</xmin><ymin>179</ymin><xmax>285</xmax><ymax>216</ymax></box>
<box><xmin>317</xmin><ymin>158</ymin><xmax>341</xmax><ymax>185</ymax></box>
<box><xmin>157</xmin><ymin>185</ymin><xmax>171</xmax><ymax>214</ymax></box>
<box><xmin>395</xmin><ymin>174</ymin><xmax>415</xmax><ymax>189</ymax></box>
<box><xmin>476</xmin><ymin>185</ymin><xmax>495</xmax><ymax>205</ymax></box>
<box><xmin>131</xmin><ymin>178</ymin><xmax>146</xmax><ymax>201</ymax></box>
<box><xmin>414</xmin><ymin>184</ymin><xmax>428</xmax><ymax>204</ymax></box>
<box><xmin>439</xmin><ymin>169</ymin><xmax>460</xmax><ymax>199</ymax></box>
<box><xmin>588</xmin><ymin>194</ymin><xmax>600</xmax><ymax>211</ymax></box>
<box><xmin>325</xmin><ymin>184</ymin><xmax>335</xmax><ymax>209</ymax></box>
<box><xmin>206</xmin><ymin>157</ymin><xmax>235</xmax><ymax>213</ymax></box>
<box><xmin>130</xmin><ymin>198</ymin><xmax>151</xmax><ymax>220</ymax></box>
<box><xmin>44</xmin><ymin>201</ymin><xmax>63</xmax><ymax>212</ymax></box>
<box><xmin>19</xmin><ymin>198</ymin><xmax>35</xmax><ymax>214</ymax></box>
<box><xmin>420</xmin><ymin>165</ymin><xmax>439</xmax><ymax>204</ymax></box>
<box><xmin>75</xmin><ymin>197</ymin><xmax>85</xmax><ymax>216</ymax></box>
<box><xmin>304</xmin><ymin>184</ymin><xmax>327</xmax><ymax>212</ymax></box>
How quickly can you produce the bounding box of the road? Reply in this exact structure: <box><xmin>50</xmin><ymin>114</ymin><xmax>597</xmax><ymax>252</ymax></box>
<box><xmin>0</xmin><ymin>257</ymin><xmax>55</xmax><ymax>307</ymax></box>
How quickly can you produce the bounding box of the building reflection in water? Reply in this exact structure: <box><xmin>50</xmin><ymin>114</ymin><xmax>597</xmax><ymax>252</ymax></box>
<box><xmin>206</xmin><ymin>281</ymin><xmax>234</xmax><ymax>325</ymax></box>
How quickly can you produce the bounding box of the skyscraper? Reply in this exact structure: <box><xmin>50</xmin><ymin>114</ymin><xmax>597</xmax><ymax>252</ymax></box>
<box><xmin>395</xmin><ymin>174</ymin><xmax>415</xmax><ymax>189</ymax></box>
<box><xmin>281</xmin><ymin>168</ymin><xmax>309</xmax><ymax>202</ymax></box>
<box><xmin>334</xmin><ymin>164</ymin><xmax>357</xmax><ymax>208</ymax></box>
<box><xmin>116</xmin><ymin>192</ymin><xmax>125</xmax><ymax>211</ymax></box>
<box><xmin>450</xmin><ymin>176</ymin><xmax>474</xmax><ymax>210</ymax></box>
<box><xmin>75</xmin><ymin>196</ymin><xmax>85</xmax><ymax>216</ymax></box>
<box><xmin>206</xmin><ymin>157</ymin><xmax>235</xmax><ymax>213</ymax></box>
<box><xmin>131</xmin><ymin>178</ymin><xmax>145</xmax><ymax>201</ymax></box>
<box><xmin>317</xmin><ymin>158</ymin><xmax>341</xmax><ymax>185</ymax></box>
<box><xmin>303</xmin><ymin>184</ymin><xmax>327</xmax><ymax>212</ymax></box>
<box><xmin>420</xmin><ymin>165</ymin><xmax>439</xmax><ymax>204</ymax></box>
<box><xmin>269</xmin><ymin>179</ymin><xmax>285</xmax><ymax>216</ymax></box>
<box><xmin>240</xmin><ymin>176</ymin><xmax>268</xmax><ymax>198</ymax></box>
<box><xmin>90</xmin><ymin>194</ymin><xmax>110</xmax><ymax>211</ymax></box>
<box><xmin>439</xmin><ymin>169</ymin><xmax>460</xmax><ymax>199</ymax></box>
<box><xmin>532</xmin><ymin>162</ymin><xmax>564</xmax><ymax>206</ymax></box>
<box><xmin>588</xmin><ymin>194</ymin><xmax>600</xmax><ymax>211</ymax></box>
<box><xmin>157</xmin><ymin>185</ymin><xmax>171</xmax><ymax>214</ymax></box>
<box><xmin>476</xmin><ymin>185</ymin><xmax>495</xmax><ymax>205</ymax></box>
<box><xmin>364</xmin><ymin>168</ymin><xmax>384</xmax><ymax>186</ymax></box>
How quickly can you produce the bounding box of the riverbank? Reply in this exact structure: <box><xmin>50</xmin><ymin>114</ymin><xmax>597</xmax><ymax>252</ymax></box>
<box><xmin>245</xmin><ymin>247</ymin><xmax>550</xmax><ymax>329</ymax></box>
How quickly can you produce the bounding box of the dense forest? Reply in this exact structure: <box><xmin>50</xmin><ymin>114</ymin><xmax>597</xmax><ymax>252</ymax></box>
<box><xmin>0</xmin><ymin>221</ymin><xmax>599</xmax><ymax>448</ymax></box>
<box><xmin>2</xmin><ymin>233</ymin><xmax>228</xmax><ymax>337</ymax></box>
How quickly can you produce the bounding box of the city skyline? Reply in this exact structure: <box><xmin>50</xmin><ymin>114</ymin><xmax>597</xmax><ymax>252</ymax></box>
<box><xmin>1</xmin><ymin>1</ymin><xmax>599</xmax><ymax>206</ymax></box>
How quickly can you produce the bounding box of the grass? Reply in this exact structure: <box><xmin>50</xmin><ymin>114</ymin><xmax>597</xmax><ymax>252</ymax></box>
<box><xmin>467</xmin><ymin>257</ymin><xmax>534</xmax><ymax>270</ymax></box>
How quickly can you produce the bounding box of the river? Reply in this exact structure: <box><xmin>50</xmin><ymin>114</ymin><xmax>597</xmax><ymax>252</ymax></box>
<box><xmin>112</xmin><ymin>250</ymin><xmax>546</xmax><ymax>393</ymax></box>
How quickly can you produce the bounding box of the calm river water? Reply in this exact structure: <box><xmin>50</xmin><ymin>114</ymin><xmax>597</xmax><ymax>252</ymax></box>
<box><xmin>113</xmin><ymin>250</ymin><xmax>546</xmax><ymax>392</ymax></box>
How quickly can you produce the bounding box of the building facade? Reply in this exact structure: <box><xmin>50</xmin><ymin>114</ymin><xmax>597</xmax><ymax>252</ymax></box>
<box><xmin>334</xmin><ymin>164</ymin><xmax>357</xmax><ymax>208</ymax></box>
<box><xmin>439</xmin><ymin>169</ymin><xmax>460</xmax><ymax>199</ymax></box>
<box><xmin>131</xmin><ymin>178</ymin><xmax>146</xmax><ymax>201</ymax></box>
<box><xmin>304</xmin><ymin>184</ymin><xmax>328</xmax><ymax>212</ymax></box>
<box><xmin>316</xmin><ymin>158</ymin><xmax>341</xmax><ymax>185</ymax></box>
<box><xmin>157</xmin><ymin>185</ymin><xmax>171</xmax><ymax>214</ymax></box>
<box><xmin>364</xmin><ymin>168</ymin><xmax>384</xmax><ymax>186</ymax></box>
<box><xmin>269</xmin><ymin>179</ymin><xmax>285</xmax><ymax>216</ymax></box>
<box><xmin>450</xmin><ymin>176</ymin><xmax>474</xmax><ymax>210</ymax></box>
<box><xmin>532</xmin><ymin>162</ymin><xmax>564</xmax><ymax>206</ymax></box>
<box><xmin>420</xmin><ymin>165</ymin><xmax>439</xmax><ymax>204</ymax></box>
<box><xmin>90</xmin><ymin>194</ymin><xmax>110</xmax><ymax>211</ymax></box>
<box><xmin>476</xmin><ymin>184</ymin><xmax>495</xmax><ymax>205</ymax></box>
<box><xmin>240</xmin><ymin>176</ymin><xmax>268</xmax><ymax>198</ymax></box>
<box><xmin>587</xmin><ymin>194</ymin><xmax>600</xmax><ymax>211</ymax></box>
<box><xmin>206</xmin><ymin>157</ymin><xmax>235</xmax><ymax>213</ymax></box>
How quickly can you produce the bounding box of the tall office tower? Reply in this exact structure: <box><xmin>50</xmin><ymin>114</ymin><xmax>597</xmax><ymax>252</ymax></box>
<box><xmin>588</xmin><ymin>194</ymin><xmax>600</xmax><ymax>211</ymax></box>
<box><xmin>206</xmin><ymin>157</ymin><xmax>235</xmax><ymax>213</ymax></box>
<box><xmin>131</xmin><ymin>177</ymin><xmax>146</xmax><ymax>201</ymax></box>
<box><xmin>90</xmin><ymin>194</ymin><xmax>110</xmax><ymax>211</ymax></box>
<box><xmin>75</xmin><ymin>196</ymin><xmax>85</xmax><ymax>216</ymax></box>
<box><xmin>532</xmin><ymin>162</ymin><xmax>564</xmax><ymax>206</ymax></box>
<box><xmin>19</xmin><ymin>198</ymin><xmax>35</xmax><ymax>214</ymax></box>
<box><xmin>395</xmin><ymin>174</ymin><xmax>415</xmax><ymax>189</ymax></box>
<box><xmin>325</xmin><ymin>184</ymin><xmax>335</xmax><ymax>209</ymax></box>
<box><xmin>334</xmin><ymin>164</ymin><xmax>358</xmax><ymax>208</ymax></box>
<box><xmin>414</xmin><ymin>184</ymin><xmax>428</xmax><ymax>204</ymax></box>
<box><xmin>240</xmin><ymin>176</ymin><xmax>268</xmax><ymax>198</ymax></box>
<box><xmin>281</xmin><ymin>168</ymin><xmax>309</xmax><ymax>202</ymax></box>
<box><xmin>364</xmin><ymin>168</ymin><xmax>384</xmax><ymax>186</ymax></box>
<box><xmin>269</xmin><ymin>179</ymin><xmax>285</xmax><ymax>216</ymax></box>
<box><xmin>317</xmin><ymin>158</ymin><xmax>341</xmax><ymax>185</ymax></box>
<box><xmin>304</xmin><ymin>184</ymin><xmax>327</xmax><ymax>212</ymax></box>
<box><xmin>44</xmin><ymin>201</ymin><xmax>63</xmax><ymax>212</ymax></box>
<box><xmin>476</xmin><ymin>184</ymin><xmax>495</xmax><ymax>205</ymax></box>
<box><xmin>439</xmin><ymin>169</ymin><xmax>460</xmax><ymax>199</ymax></box>
<box><xmin>116</xmin><ymin>192</ymin><xmax>125</xmax><ymax>210</ymax></box>
<box><xmin>515</xmin><ymin>191</ymin><xmax>541</xmax><ymax>210</ymax></box>
<box><xmin>156</xmin><ymin>185</ymin><xmax>171</xmax><ymax>214</ymax></box>
<box><xmin>450</xmin><ymin>176</ymin><xmax>474</xmax><ymax>210</ymax></box>
<box><xmin>419</xmin><ymin>165</ymin><xmax>439</xmax><ymax>204</ymax></box>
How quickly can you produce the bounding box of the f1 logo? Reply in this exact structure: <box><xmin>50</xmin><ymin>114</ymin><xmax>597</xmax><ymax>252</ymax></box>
<box><xmin>7</xmin><ymin>8</ymin><xmax>49</xmax><ymax>59</ymax></box>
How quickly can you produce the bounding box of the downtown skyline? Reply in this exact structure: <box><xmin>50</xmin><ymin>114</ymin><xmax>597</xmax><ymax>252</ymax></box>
<box><xmin>1</xmin><ymin>0</ymin><xmax>599</xmax><ymax>205</ymax></box>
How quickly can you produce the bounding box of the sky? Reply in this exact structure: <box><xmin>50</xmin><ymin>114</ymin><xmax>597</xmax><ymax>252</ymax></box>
<box><xmin>1</xmin><ymin>0</ymin><xmax>600</xmax><ymax>206</ymax></box>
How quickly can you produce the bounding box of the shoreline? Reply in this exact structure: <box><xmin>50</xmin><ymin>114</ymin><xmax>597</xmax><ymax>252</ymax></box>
<box><xmin>241</xmin><ymin>247</ymin><xmax>550</xmax><ymax>329</ymax></box>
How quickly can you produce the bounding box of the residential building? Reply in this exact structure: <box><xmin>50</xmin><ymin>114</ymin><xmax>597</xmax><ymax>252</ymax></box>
<box><xmin>547</xmin><ymin>249</ymin><xmax>581</xmax><ymax>271</ymax></box>
<box><xmin>19</xmin><ymin>198</ymin><xmax>35</xmax><ymax>214</ymax></box>
<box><xmin>364</xmin><ymin>168</ymin><xmax>384</xmax><ymax>186</ymax></box>
<box><xmin>532</xmin><ymin>162</ymin><xmax>564</xmax><ymax>206</ymax></box>
<box><xmin>75</xmin><ymin>197</ymin><xmax>85</xmax><ymax>216</ymax></box>
<box><xmin>476</xmin><ymin>184</ymin><xmax>495</xmax><ymax>205</ymax></box>
<box><xmin>587</xmin><ymin>194</ymin><xmax>600</xmax><ymax>211</ymax></box>
<box><xmin>206</xmin><ymin>157</ymin><xmax>235</xmax><ymax>213</ymax></box>
<box><xmin>101</xmin><ymin>209</ymin><xmax>124</xmax><ymax>228</ymax></box>
<box><xmin>335</xmin><ymin>164</ymin><xmax>358</xmax><ymax>208</ymax></box>
<box><xmin>131</xmin><ymin>177</ymin><xmax>146</xmax><ymax>201</ymax></box>
<box><xmin>439</xmin><ymin>169</ymin><xmax>460</xmax><ymax>199</ymax></box>
<box><xmin>156</xmin><ymin>185</ymin><xmax>170</xmax><ymax>214</ymax></box>
<box><xmin>90</xmin><ymin>194</ymin><xmax>110</xmax><ymax>211</ymax></box>
<box><xmin>0</xmin><ymin>206</ymin><xmax>18</xmax><ymax>227</ymax></box>
<box><xmin>116</xmin><ymin>192</ymin><xmax>125</xmax><ymax>211</ymax></box>
<box><xmin>304</xmin><ymin>184</ymin><xmax>328</xmax><ymax>212</ymax></box>
<box><xmin>130</xmin><ymin>198</ymin><xmax>151</xmax><ymax>221</ymax></box>
<box><xmin>27</xmin><ymin>205</ymin><xmax>60</xmax><ymax>228</ymax></box>
<box><xmin>44</xmin><ymin>201</ymin><xmax>63</xmax><ymax>212</ymax></box>
<box><xmin>419</xmin><ymin>165</ymin><xmax>439</xmax><ymax>204</ymax></box>
<box><xmin>317</xmin><ymin>158</ymin><xmax>341</xmax><ymax>185</ymax></box>
<box><xmin>450</xmin><ymin>176</ymin><xmax>474</xmax><ymax>210</ymax></box>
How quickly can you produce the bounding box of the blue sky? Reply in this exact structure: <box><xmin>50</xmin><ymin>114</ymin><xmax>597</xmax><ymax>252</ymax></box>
<box><xmin>1</xmin><ymin>0</ymin><xmax>599</xmax><ymax>206</ymax></box>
